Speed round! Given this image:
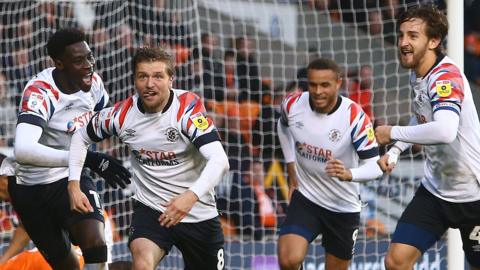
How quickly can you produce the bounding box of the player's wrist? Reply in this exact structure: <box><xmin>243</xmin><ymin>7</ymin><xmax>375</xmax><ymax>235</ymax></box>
<box><xmin>186</xmin><ymin>189</ymin><xmax>200</xmax><ymax>202</ymax></box>
<box><xmin>67</xmin><ymin>180</ymin><xmax>81</xmax><ymax>191</ymax></box>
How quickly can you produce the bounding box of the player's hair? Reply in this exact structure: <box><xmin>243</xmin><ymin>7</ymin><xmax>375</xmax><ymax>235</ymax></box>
<box><xmin>307</xmin><ymin>58</ymin><xmax>342</xmax><ymax>79</ymax></box>
<box><xmin>47</xmin><ymin>28</ymin><xmax>87</xmax><ymax>60</ymax></box>
<box><xmin>398</xmin><ymin>4</ymin><xmax>448</xmax><ymax>55</ymax></box>
<box><xmin>132</xmin><ymin>46</ymin><xmax>175</xmax><ymax>76</ymax></box>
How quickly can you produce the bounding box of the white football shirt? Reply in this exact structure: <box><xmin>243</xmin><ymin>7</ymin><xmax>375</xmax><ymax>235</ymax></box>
<box><xmin>81</xmin><ymin>89</ymin><xmax>221</xmax><ymax>222</ymax></box>
<box><xmin>16</xmin><ymin>68</ymin><xmax>109</xmax><ymax>185</ymax></box>
<box><xmin>410</xmin><ymin>55</ymin><xmax>480</xmax><ymax>202</ymax></box>
<box><xmin>279</xmin><ymin>93</ymin><xmax>379</xmax><ymax>212</ymax></box>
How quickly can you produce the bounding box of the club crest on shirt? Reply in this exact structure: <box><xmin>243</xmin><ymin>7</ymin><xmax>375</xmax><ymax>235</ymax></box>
<box><xmin>328</xmin><ymin>129</ymin><xmax>341</xmax><ymax>142</ymax></box>
<box><xmin>435</xmin><ymin>80</ymin><xmax>452</xmax><ymax>97</ymax></box>
<box><xmin>190</xmin><ymin>112</ymin><xmax>209</xmax><ymax>130</ymax></box>
<box><xmin>27</xmin><ymin>92</ymin><xmax>44</xmax><ymax>111</ymax></box>
<box><xmin>165</xmin><ymin>127</ymin><xmax>180</xmax><ymax>142</ymax></box>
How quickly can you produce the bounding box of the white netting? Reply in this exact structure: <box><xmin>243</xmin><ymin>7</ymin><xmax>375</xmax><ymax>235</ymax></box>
<box><xmin>0</xmin><ymin>0</ymin><xmax>449</xmax><ymax>269</ymax></box>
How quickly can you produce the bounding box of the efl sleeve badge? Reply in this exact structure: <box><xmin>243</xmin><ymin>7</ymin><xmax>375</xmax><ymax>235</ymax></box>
<box><xmin>190</xmin><ymin>112</ymin><xmax>209</xmax><ymax>130</ymax></box>
<box><xmin>435</xmin><ymin>80</ymin><xmax>452</xmax><ymax>97</ymax></box>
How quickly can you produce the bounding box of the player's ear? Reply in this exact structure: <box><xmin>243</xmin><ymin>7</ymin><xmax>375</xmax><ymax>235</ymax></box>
<box><xmin>52</xmin><ymin>58</ymin><xmax>64</xmax><ymax>70</ymax></box>
<box><xmin>428</xmin><ymin>37</ymin><xmax>441</xmax><ymax>51</ymax></box>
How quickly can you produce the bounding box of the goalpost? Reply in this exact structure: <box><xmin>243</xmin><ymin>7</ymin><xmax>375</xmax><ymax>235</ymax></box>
<box><xmin>0</xmin><ymin>0</ymin><xmax>466</xmax><ymax>269</ymax></box>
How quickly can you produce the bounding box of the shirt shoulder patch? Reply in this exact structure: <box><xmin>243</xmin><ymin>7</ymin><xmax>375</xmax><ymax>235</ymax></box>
<box><xmin>190</xmin><ymin>112</ymin><xmax>209</xmax><ymax>130</ymax></box>
<box><xmin>435</xmin><ymin>80</ymin><xmax>452</xmax><ymax>97</ymax></box>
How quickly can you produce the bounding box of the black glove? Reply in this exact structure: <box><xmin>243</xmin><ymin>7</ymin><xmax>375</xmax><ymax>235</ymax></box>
<box><xmin>84</xmin><ymin>151</ymin><xmax>132</xmax><ymax>189</ymax></box>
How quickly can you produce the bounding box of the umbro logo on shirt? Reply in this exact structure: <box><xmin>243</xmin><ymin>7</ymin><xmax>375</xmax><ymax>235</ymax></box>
<box><xmin>125</xmin><ymin>129</ymin><xmax>136</xmax><ymax>137</ymax></box>
<box><xmin>294</xmin><ymin>121</ymin><xmax>304</xmax><ymax>129</ymax></box>
<box><xmin>65</xmin><ymin>103</ymin><xmax>74</xmax><ymax>110</ymax></box>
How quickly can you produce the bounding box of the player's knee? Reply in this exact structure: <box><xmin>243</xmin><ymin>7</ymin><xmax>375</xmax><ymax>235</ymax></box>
<box><xmin>132</xmin><ymin>258</ymin><xmax>155</xmax><ymax>270</ymax></box>
<box><xmin>278</xmin><ymin>250</ymin><xmax>303</xmax><ymax>270</ymax></box>
<box><xmin>82</xmin><ymin>245</ymin><xmax>108</xmax><ymax>264</ymax></box>
<box><xmin>384</xmin><ymin>252</ymin><xmax>409</xmax><ymax>270</ymax></box>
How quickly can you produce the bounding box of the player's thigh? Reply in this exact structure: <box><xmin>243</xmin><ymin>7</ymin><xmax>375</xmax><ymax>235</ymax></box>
<box><xmin>391</xmin><ymin>185</ymin><xmax>446</xmax><ymax>253</ymax></box>
<box><xmin>128</xmin><ymin>201</ymin><xmax>175</xmax><ymax>259</ymax></box>
<box><xmin>62</xmin><ymin>176</ymin><xmax>105</xmax><ymax>229</ymax></box>
<box><xmin>459</xmin><ymin>223</ymin><xmax>480</xmax><ymax>267</ymax></box>
<box><xmin>54</xmin><ymin>176</ymin><xmax>106</xmax><ymax>248</ymax></box>
<box><xmin>130</xmin><ymin>237</ymin><xmax>166</xmax><ymax>270</ymax></box>
<box><xmin>279</xmin><ymin>190</ymin><xmax>323</xmax><ymax>243</ymax></box>
<box><xmin>325</xmin><ymin>253</ymin><xmax>351</xmax><ymax>270</ymax></box>
<box><xmin>321</xmin><ymin>209</ymin><xmax>360</xmax><ymax>261</ymax></box>
<box><xmin>8</xmin><ymin>179</ymin><xmax>73</xmax><ymax>265</ymax></box>
<box><xmin>173</xmin><ymin>217</ymin><xmax>225</xmax><ymax>270</ymax></box>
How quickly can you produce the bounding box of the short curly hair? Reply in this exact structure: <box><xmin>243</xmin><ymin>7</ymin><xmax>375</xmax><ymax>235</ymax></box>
<box><xmin>398</xmin><ymin>5</ymin><xmax>448</xmax><ymax>55</ymax></box>
<box><xmin>47</xmin><ymin>28</ymin><xmax>87</xmax><ymax>59</ymax></box>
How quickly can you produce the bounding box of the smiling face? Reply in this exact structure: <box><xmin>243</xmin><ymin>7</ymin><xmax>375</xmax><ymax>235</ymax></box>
<box><xmin>134</xmin><ymin>61</ymin><xmax>173</xmax><ymax>113</ymax></box>
<box><xmin>398</xmin><ymin>18</ymin><xmax>440</xmax><ymax>76</ymax></box>
<box><xmin>307</xmin><ymin>68</ymin><xmax>342</xmax><ymax>113</ymax></box>
<box><xmin>55</xmin><ymin>41</ymin><xmax>95</xmax><ymax>92</ymax></box>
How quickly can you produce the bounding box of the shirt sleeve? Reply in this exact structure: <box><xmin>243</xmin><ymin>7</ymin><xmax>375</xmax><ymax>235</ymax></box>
<box><xmin>177</xmin><ymin>92</ymin><xmax>220</xmax><ymax>149</ymax></box>
<box><xmin>93</xmin><ymin>74</ymin><xmax>110</xmax><ymax>111</ymax></box>
<box><xmin>277</xmin><ymin>119</ymin><xmax>296</xmax><ymax>163</ymax></box>
<box><xmin>17</xmin><ymin>84</ymin><xmax>51</xmax><ymax>128</ymax></box>
<box><xmin>428</xmin><ymin>65</ymin><xmax>464</xmax><ymax>115</ymax></box>
<box><xmin>349</xmin><ymin>103</ymin><xmax>379</xmax><ymax>159</ymax></box>
<box><xmin>279</xmin><ymin>91</ymin><xmax>302</xmax><ymax>126</ymax></box>
<box><xmin>391</xmin><ymin>109</ymin><xmax>459</xmax><ymax>144</ymax></box>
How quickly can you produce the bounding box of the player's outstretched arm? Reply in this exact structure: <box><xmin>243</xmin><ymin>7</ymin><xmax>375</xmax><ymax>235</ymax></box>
<box><xmin>14</xmin><ymin>123</ymin><xmax>69</xmax><ymax>167</ymax></box>
<box><xmin>69</xmin><ymin>127</ymin><xmax>131</xmax><ymax>190</ymax></box>
<box><xmin>390</xmin><ymin>110</ymin><xmax>459</xmax><ymax>145</ymax></box>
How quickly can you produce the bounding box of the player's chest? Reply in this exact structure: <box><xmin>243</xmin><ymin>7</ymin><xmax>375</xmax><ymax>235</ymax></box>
<box><xmin>49</xmin><ymin>96</ymin><xmax>96</xmax><ymax>132</ymax></box>
<box><xmin>412</xmin><ymin>81</ymin><xmax>433</xmax><ymax>123</ymax></box>
<box><xmin>289</xmin><ymin>112</ymin><xmax>350</xmax><ymax>148</ymax></box>
<box><xmin>120</xmin><ymin>114</ymin><xmax>188</xmax><ymax>153</ymax></box>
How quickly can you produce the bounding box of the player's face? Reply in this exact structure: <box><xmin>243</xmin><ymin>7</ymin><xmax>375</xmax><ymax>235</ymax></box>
<box><xmin>307</xmin><ymin>69</ymin><xmax>342</xmax><ymax>113</ymax></box>
<box><xmin>57</xmin><ymin>41</ymin><xmax>95</xmax><ymax>92</ymax></box>
<box><xmin>134</xmin><ymin>61</ymin><xmax>173</xmax><ymax>113</ymax></box>
<box><xmin>398</xmin><ymin>18</ymin><xmax>439</xmax><ymax>71</ymax></box>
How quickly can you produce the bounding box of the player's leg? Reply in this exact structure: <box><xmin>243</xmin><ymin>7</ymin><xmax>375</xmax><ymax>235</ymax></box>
<box><xmin>321</xmin><ymin>207</ymin><xmax>359</xmax><ymax>270</ymax></box>
<box><xmin>65</xmin><ymin>176</ymin><xmax>108</xmax><ymax>269</ymax></box>
<box><xmin>128</xmin><ymin>201</ymin><xmax>173</xmax><ymax>270</ymax></box>
<box><xmin>325</xmin><ymin>253</ymin><xmax>351</xmax><ymax>270</ymax></box>
<box><xmin>172</xmin><ymin>216</ymin><xmax>225</xmax><ymax>270</ymax></box>
<box><xmin>278</xmin><ymin>234</ymin><xmax>309</xmax><ymax>270</ymax></box>
<box><xmin>456</xmin><ymin>199</ymin><xmax>480</xmax><ymax>270</ymax></box>
<box><xmin>277</xmin><ymin>190</ymin><xmax>322</xmax><ymax>270</ymax></box>
<box><xmin>8</xmin><ymin>178</ymin><xmax>81</xmax><ymax>270</ymax></box>
<box><xmin>384</xmin><ymin>243</ymin><xmax>422</xmax><ymax>270</ymax></box>
<box><xmin>130</xmin><ymin>238</ymin><xmax>165</xmax><ymax>270</ymax></box>
<box><xmin>385</xmin><ymin>185</ymin><xmax>445</xmax><ymax>270</ymax></box>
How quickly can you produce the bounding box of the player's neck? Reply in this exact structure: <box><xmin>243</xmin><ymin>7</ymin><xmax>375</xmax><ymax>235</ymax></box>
<box><xmin>415</xmin><ymin>51</ymin><xmax>439</xmax><ymax>78</ymax></box>
<box><xmin>52</xmin><ymin>69</ymin><xmax>81</xmax><ymax>94</ymax></box>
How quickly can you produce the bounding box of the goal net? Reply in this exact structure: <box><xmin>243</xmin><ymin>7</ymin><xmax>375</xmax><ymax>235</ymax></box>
<box><xmin>0</xmin><ymin>0</ymin><xmax>449</xmax><ymax>269</ymax></box>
